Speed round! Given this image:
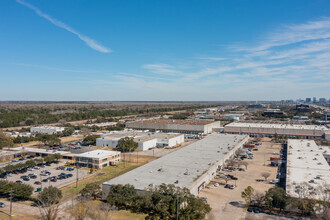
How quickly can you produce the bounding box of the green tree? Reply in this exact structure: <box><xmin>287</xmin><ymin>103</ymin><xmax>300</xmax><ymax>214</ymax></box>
<box><xmin>38</xmin><ymin>186</ymin><xmax>63</xmax><ymax>206</ymax></box>
<box><xmin>83</xmin><ymin>135</ymin><xmax>100</xmax><ymax>146</ymax></box>
<box><xmin>44</xmin><ymin>156</ymin><xmax>54</xmax><ymax>163</ymax></box>
<box><xmin>11</xmin><ymin>182</ymin><xmax>34</xmax><ymax>200</ymax></box>
<box><xmin>80</xmin><ymin>182</ymin><xmax>101</xmax><ymax>200</ymax></box>
<box><xmin>62</xmin><ymin>127</ymin><xmax>75</xmax><ymax>137</ymax></box>
<box><xmin>106</xmin><ymin>184</ymin><xmax>138</xmax><ymax>209</ymax></box>
<box><xmin>36</xmin><ymin>134</ymin><xmax>61</xmax><ymax>146</ymax></box>
<box><xmin>115</xmin><ymin>137</ymin><xmax>138</xmax><ymax>152</ymax></box>
<box><xmin>25</xmin><ymin>159</ymin><xmax>36</xmax><ymax>167</ymax></box>
<box><xmin>143</xmin><ymin>184</ymin><xmax>211</xmax><ymax>220</ymax></box>
<box><xmin>241</xmin><ymin>186</ymin><xmax>254</xmax><ymax>205</ymax></box>
<box><xmin>53</xmin><ymin>153</ymin><xmax>62</xmax><ymax>161</ymax></box>
<box><xmin>265</xmin><ymin>187</ymin><xmax>289</xmax><ymax>211</ymax></box>
<box><xmin>0</xmin><ymin>132</ymin><xmax>14</xmax><ymax>149</ymax></box>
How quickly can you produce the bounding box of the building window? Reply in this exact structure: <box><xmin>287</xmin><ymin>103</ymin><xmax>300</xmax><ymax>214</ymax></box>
<box><xmin>102</xmin><ymin>158</ymin><xmax>107</xmax><ymax>162</ymax></box>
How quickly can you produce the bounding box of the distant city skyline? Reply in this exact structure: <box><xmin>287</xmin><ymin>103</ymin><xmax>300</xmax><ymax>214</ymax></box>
<box><xmin>1</xmin><ymin>0</ymin><xmax>330</xmax><ymax>101</ymax></box>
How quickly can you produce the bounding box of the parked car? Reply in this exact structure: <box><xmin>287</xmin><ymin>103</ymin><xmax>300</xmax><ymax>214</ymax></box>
<box><xmin>12</xmin><ymin>159</ymin><xmax>19</xmax><ymax>162</ymax></box>
<box><xmin>247</xmin><ymin>206</ymin><xmax>254</xmax><ymax>212</ymax></box>
<box><xmin>34</xmin><ymin>166</ymin><xmax>40</xmax><ymax>170</ymax></box>
<box><xmin>42</xmin><ymin>178</ymin><xmax>48</xmax><ymax>182</ymax></box>
<box><xmin>270</xmin><ymin>179</ymin><xmax>279</xmax><ymax>184</ymax></box>
<box><xmin>22</xmin><ymin>177</ymin><xmax>30</xmax><ymax>181</ymax></box>
<box><xmin>34</xmin><ymin>181</ymin><xmax>41</xmax><ymax>185</ymax></box>
<box><xmin>16</xmin><ymin>180</ymin><xmax>23</xmax><ymax>183</ymax></box>
<box><xmin>229</xmin><ymin>184</ymin><xmax>235</xmax><ymax>189</ymax></box>
<box><xmin>0</xmin><ymin>202</ymin><xmax>5</xmax><ymax>208</ymax></box>
<box><xmin>224</xmin><ymin>184</ymin><xmax>230</xmax><ymax>188</ymax></box>
<box><xmin>50</xmin><ymin>178</ymin><xmax>57</xmax><ymax>182</ymax></box>
<box><xmin>27</xmin><ymin>167</ymin><xmax>34</xmax><ymax>171</ymax></box>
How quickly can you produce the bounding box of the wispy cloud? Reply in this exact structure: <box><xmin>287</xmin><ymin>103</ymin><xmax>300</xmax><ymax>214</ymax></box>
<box><xmin>131</xmin><ymin>17</ymin><xmax>330</xmax><ymax>100</ymax></box>
<box><xmin>197</xmin><ymin>57</ymin><xmax>225</xmax><ymax>61</ymax></box>
<box><xmin>141</xmin><ymin>64</ymin><xmax>182</xmax><ymax>76</ymax></box>
<box><xmin>16</xmin><ymin>0</ymin><xmax>111</xmax><ymax>53</ymax></box>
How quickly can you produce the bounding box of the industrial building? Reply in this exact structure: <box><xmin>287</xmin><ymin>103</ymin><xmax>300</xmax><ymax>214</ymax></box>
<box><xmin>224</xmin><ymin>121</ymin><xmax>330</xmax><ymax>140</ymax></box>
<box><xmin>96</xmin><ymin>131</ymin><xmax>184</xmax><ymax>151</ymax></box>
<box><xmin>30</xmin><ymin>126</ymin><xmax>65</xmax><ymax>134</ymax></box>
<box><xmin>126</xmin><ymin>120</ymin><xmax>221</xmax><ymax>134</ymax></box>
<box><xmin>102</xmin><ymin>134</ymin><xmax>249</xmax><ymax>196</ymax></box>
<box><xmin>286</xmin><ymin>140</ymin><xmax>330</xmax><ymax>200</ymax></box>
<box><xmin>74</xmin><ymin>150</ymin><xmax>121</xmax><ymax>169</ymax></box>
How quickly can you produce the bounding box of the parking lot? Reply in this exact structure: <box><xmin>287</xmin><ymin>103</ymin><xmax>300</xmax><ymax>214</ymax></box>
<box><xmin>199</xmin><ymin>139</ymin><xmax>281</xmax><ymax>220</ymax></box>
<box><xmin>4</xmin><ymin>160</ymin><xmax>90</xmax><ymax>193</ymax></box>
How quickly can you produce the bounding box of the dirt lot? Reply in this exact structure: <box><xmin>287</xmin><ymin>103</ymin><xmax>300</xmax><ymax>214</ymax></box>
<box><xmin>199</xmin><ymin>139</ymin><xmax>282</xmax><ymax>220</ymax></box>
<box><xmin>5</xmin><ymin>160</ymin><xmax>90</xmax><ymax>193</ymax></box>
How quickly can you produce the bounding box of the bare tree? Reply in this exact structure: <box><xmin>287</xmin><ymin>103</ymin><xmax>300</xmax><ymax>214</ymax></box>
<box><xmin>220</xmin><ymin>175</ymin><xmax>230</xmax><ymax>184</ymax></box>
<box><xmin>226</xmin><ymin>158</ymin><xmax>237</xmax><ymax>168</ymax></box>
<box><xmin>241</xmin><ymin>161</ymin><xmax>248</xmax><ymax>170</ymax></box>
<box><xmin>252</xmin><ymin>191</ymin><xmax>265</xmax><ymax>206</ymax></box>
<box><xmin>293</xmin><ymin>182</ymin><xmax>318</xmax><ymax>215</ymax></box>
<box><xmin>261</xmin><ymin>172</ymin><xmax>271</xmax><ymax>181</ymax></box>
<box><xmin>69</xmin><ymin>201</ymin><xmax>90</xmax><ymax>220</ymax></box>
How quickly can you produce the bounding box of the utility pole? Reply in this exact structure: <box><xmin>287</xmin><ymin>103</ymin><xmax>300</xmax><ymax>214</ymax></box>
<box><xmin>176</xmin><ymin>194</ymin><xmax>179</xmax><ymax>220</ymax></box>
<box><xmin>9</xmin><ymin>189</ymin><xmax>13</xmax><ymax>218</ymax></box>
<box><xmin>76</xmin><ymin>163</ymin><xmax>79</xmax><ymax>188</ymax></box>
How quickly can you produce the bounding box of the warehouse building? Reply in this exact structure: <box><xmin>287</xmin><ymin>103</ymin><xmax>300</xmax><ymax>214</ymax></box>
<box><xmin>102</xmin><ymin>134</ymin><xmax>249</xmax><ymax>196</ymax></box>
<box><xmin>96</xmin><ymin>131</ymin><xmax>184</xmax><ymax>151</ymax></box>
<box><xmin>286</xmin><ymin>140</ymin><xmax>330</xmax><ymax>200</ymax></box>
<box><xmin>126</xmin><ymin>120</ymin><xmax>221</xmax><ymax>134</ymax></box>
<box><xmin>30</xmin><ymin>126</ymin><xmax>65</xmax><ymax>134</ymax></box>
<box><xmin>224</xmin><ymin>121</ymin><xmax>330</xmax><ymax>139</ymax></box>
<box><xmin>75</xmin><ymin>150</ymin><xmax>121</xmax><ymax>169</ymax></box>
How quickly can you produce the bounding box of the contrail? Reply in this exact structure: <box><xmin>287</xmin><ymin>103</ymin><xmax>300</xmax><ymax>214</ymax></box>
<box><xmin>16</xmin><ymin>0</ymin><xmax>111</xmax><ymax>53</ymax></box>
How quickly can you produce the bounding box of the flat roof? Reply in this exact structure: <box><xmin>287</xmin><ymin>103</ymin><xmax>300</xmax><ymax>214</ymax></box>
<box><xmin>103</xmin><ymin>134</ymin><xmax>248</xmax><ymax>191</ymax></box>
<box><xmin>100</xmin><ymin>131</ymin><xmax>182</xmax><ymax>142</ymax></box>
<box><xmin>127</xmin><ymin>119</ymin><xmax>216</xmax><ymax>126</ymax></box>
<box><xmin>9</xmin><ymin>147</ymin><xmax>70</xmax><ymax>155</ymax></box>
<box><xmin>76</xmin><ymin>150</ymin><xmax>120</xmax><ymax>159</ymax></box>
<box><xmin>226</xmin><ymin>122</ymin><xmax>328</xmax><ymax>131</ymax></box>
<box><xmin>286</xmin><ymin>140</ymin><xmax>330</xmax><ymax>199</ymax></box>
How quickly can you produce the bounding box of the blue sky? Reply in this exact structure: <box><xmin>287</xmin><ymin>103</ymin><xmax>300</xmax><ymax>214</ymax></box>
<box><xmin>0</xmin><ymin>0</ymin><xmax>329</xmax><ymax>101</ymax></box>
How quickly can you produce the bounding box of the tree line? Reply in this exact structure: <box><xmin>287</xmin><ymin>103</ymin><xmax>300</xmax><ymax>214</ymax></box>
<box><xmin>79</xmin><ymin>183</ymin><xmax>211</xmax><ymax>220</ymax></box>
<box><xmin>0</xmin><ymin>105</ymin><xmax>210</xmax><ymax>128</ymax></box>
<box><xmin>241</xmin><ymin>184</ymin><xmax>330</xmax><ymax>218</ymax></box>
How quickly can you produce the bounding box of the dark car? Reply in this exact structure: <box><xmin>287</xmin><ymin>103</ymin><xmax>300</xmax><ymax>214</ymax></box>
<box><xmin>16</xmin><ymin>180</ymin><xmax>23</xmax><ymax>183</ymax></box>
<box><xmin>22</xmin><ymin>177</ymin><xmax>30</xmax><ymax>181</ymax></box>
<box><xmin>247</xmin><ymin>206</ymin><xmax>254</xmax><ymax>212</ymax></box>
<box><xmin>66</xmin><ymin>174</ymin><xmax>73</xmax><ymax>177</ymax></box>
<box><xmin>224</xmin><ymin>184</ymin><xmax>230</xmax><ymax>188</ymax></box>
<box><xmin>0</xmin><ymin>202</ymin><xmax>5</xmax><ymax>208</ymax></box>
<box><xmin>21</xmin><ymin>175</ymin><xmax>29</xmax><ymax>179</ymax></box>
<box><xmin>254</xmin><ymin>207</ymin><xmax>260</xmax><ymax>213</ymax></box>
<box><xmin>231</xmin><ymin>177</ymin><xmax>238</xmax><ymax>180</ymax></box>
<box><xmin>30</xmin><ymin>175</ymin><xmax>37</xmax><ymax>179</ymax></box>
<box><xmin>42</xmin><ymin>178</ymin><xmax>48</xmax><ymax>182</ymax></box>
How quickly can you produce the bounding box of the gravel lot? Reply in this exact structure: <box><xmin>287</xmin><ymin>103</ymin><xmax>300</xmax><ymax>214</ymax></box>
<box><xmin>199</xmin><ymin>139</ymin><xmax>282</xmax><ymax>220</ymax></box>
<box><xmin>4</xmin><ymin>160</ymin><xmax>90</xmax><ymax>193</ymax></box>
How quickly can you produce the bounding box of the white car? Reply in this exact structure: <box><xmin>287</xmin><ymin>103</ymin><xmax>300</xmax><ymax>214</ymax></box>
<box><xmin>27</xmin><ymin>167</ymin><xmax>34</xmax><ymax>171</ymax></box>
<box><xmin>214</xmin><ymin>183</ymin><xmax>220</xmax><ymax>187</ymax></box>
<box><xmin>270</xmin><ymin>179</ymin><xmax>279</xmax><ymax>184</ymax></box>
<box><xmin>12</xmin><ymin>159</ymin><xmax>19</xmax><ymax>162</ymax></box>
<box><xmin>273</xmin><ymin>152</ymin><xmax>279</xmax><ymax>155</ymax></box>
<box><xmin>34</xmin><ymin>166</ymin><xmax>40</xmax><ymax>170</ymax></box>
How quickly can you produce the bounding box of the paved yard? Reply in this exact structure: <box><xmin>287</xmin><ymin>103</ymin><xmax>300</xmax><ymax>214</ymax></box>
<box><xmin>199</xmin><ymin>139</ymin><xmax>282</xmax><ymax>220</ymax></box>
<box><xmin>5</xmin><ymin>160</ymin><xmax>90</xmax><ymax>193</ymax></box>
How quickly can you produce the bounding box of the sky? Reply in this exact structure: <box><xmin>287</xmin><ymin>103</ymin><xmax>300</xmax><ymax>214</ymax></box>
<box><xmin>0</xmin><ymin>0</ymin><xmax>330</xmax><ymax>101</ymax></box>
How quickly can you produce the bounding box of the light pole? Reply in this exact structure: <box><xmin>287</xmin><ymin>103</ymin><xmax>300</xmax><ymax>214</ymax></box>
<box><xmin>9</xmin><ymin>189</ymin><xmax>13</xmax><ymax>218</ymax></box>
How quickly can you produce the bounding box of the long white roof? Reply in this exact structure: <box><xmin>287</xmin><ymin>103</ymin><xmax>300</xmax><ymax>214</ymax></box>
<box><xmin>286</xmin><ymin>139</ymin><xmax>330</xmax><ymax>199</ymax></box>
<box><xmin>103</xmin><ymin>134</ymin><xmax>248</xmax><ymax>191</ymax></box>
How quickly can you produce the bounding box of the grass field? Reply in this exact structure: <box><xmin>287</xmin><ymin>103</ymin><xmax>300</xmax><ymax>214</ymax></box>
<box><xmin>61</xmin><ymin>155</ymin><xmax>154</xmax><ymax>198</ymax></box>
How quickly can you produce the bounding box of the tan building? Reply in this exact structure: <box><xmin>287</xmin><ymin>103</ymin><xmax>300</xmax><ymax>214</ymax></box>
<box><xmin>74</xmin><ymin>150</ymin><xmax>121</xmax><ymax>169</ymax></box>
